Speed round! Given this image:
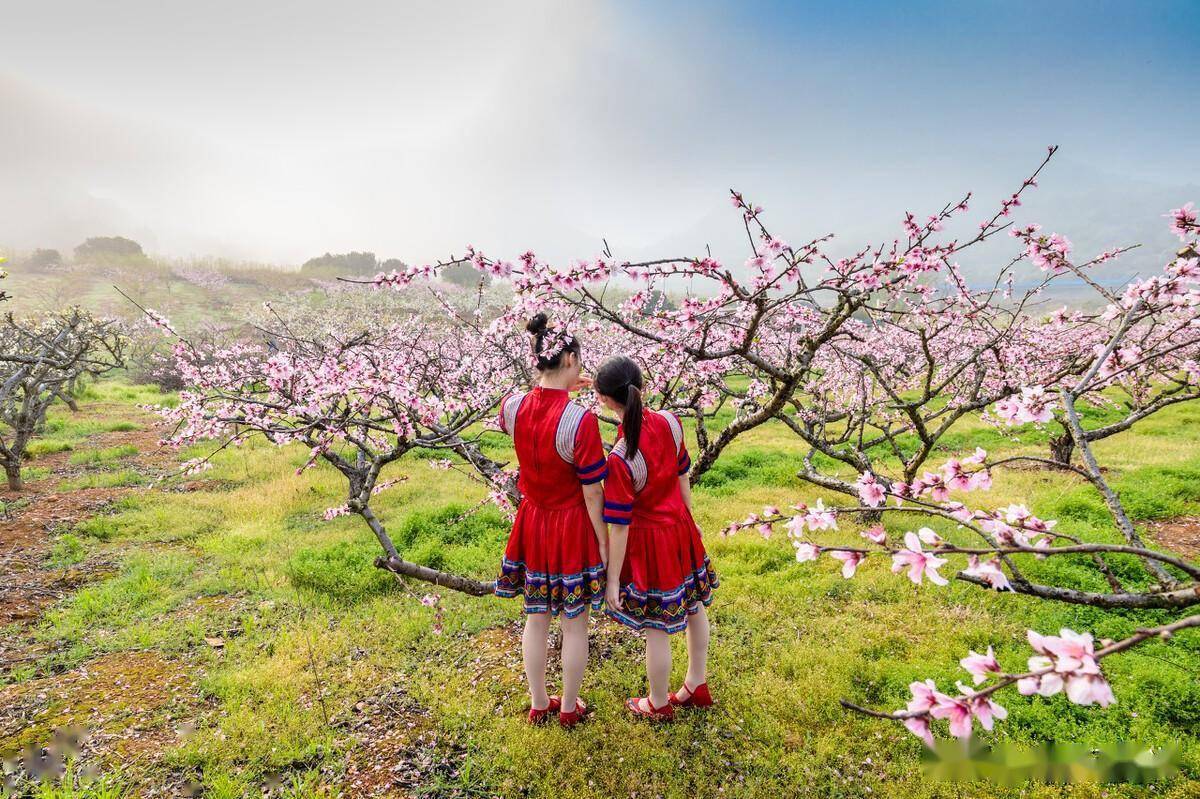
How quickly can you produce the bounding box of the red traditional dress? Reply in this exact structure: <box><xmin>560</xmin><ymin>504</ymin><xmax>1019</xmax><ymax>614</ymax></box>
<box><xmin>494</xmin><ymin>386</ymin><xmax>607</xmax><ymax>616</ymax></box>
<box><xmin>603</xmin><ymin>409</ymin><xmax>717</xmax><ymax>633</ymax></box>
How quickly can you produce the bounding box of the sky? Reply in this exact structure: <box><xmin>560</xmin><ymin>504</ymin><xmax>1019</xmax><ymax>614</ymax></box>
<box><xmin>3</xmin><ymin>0</ymin><xmax>1199</xmax><ymax>272</ymax></box>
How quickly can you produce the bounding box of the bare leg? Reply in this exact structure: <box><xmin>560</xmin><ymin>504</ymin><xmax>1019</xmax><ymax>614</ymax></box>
<box><xmin>681</xmin><ymin>603</ymin><xmax>710</xmax><ymax>697</ymax></box>
<box><xmin>560</xmin><ymin>610</ymin><xmax>589</xmax><ymax>712</ymax></box>
<box><xmin>645</xmin><ymin>629</ymin><xmax>672</xmax><ymax>709</ymax></box>
<box><xmin>522</xmin><ymin>612</ymin><xmax>551</xmax><ymax>710</ymax></box>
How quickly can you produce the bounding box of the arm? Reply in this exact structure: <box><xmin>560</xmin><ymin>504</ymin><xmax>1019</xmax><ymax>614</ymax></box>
<box><xmin>573</xmin><ymin>411</ymin><xmax>609</xmax><ymax>563</ymax></box>
<box><xmin>602</xmin><ymin>453</ymin><xmax>636</xmax><ymax>611</ymax></box>
<box><xmin>582</xmin><ymin>482</ymin><xmax>608</xmax><ymax>566</ymax></box>
<box><xmin>606</xmin><ymin>523</ymin><xmax>629</xmax><ymax>611</ymax></box>
<box><xmin>678</xmin><ymin>474</ymin><xmax>694</xmax><ymax>514</ymax></box>
<box><xmin>675</xmin><ymin>419</ymin><xmax>694</xmax><ymax>512</ymax></box>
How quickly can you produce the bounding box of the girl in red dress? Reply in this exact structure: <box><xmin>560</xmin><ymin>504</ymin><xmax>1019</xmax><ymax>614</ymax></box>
<box><xmin>494</xmin><ymin>314</ymin><xmax>608</xmax><ymax>728</ymax></box>
<box><xmin>595</xmin><ymin>356</ymin><xmax>717</xmax><ymax>721</ymax></box>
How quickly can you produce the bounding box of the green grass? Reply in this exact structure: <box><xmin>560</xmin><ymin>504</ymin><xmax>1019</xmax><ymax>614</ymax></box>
<box><xmin>3</xmin><ymin>377</ymin><xmax>1199</xmax><ymax>798</ymax></box>
<box><xmin>57</xmin><ymin>469</ymin><xmax>150</xmax><ymax>490</ymax></box>
<box><xmin>68</xmin><ymin>444</ymin><xmax>140</xmax><ymax>465</ymax></box>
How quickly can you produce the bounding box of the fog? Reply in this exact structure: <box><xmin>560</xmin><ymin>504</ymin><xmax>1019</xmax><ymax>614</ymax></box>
<box><xmin>3</xmin><ymin>1</ymin><xmax>1198</xmax><ymax>273</ymax></box>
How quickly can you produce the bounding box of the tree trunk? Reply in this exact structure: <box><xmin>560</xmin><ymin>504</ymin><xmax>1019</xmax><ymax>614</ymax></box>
<box><xmin>1048</xmin><ymin>433</ymin><xmax>1075</xmax><ymax>466</ymax></box>
<box><xmin>4</xmin><ymin>460</ymin><xmax>23</xmax><ymax>491</ymax></box>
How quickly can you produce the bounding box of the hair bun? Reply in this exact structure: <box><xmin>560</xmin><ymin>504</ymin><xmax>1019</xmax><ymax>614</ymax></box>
<box><xmin>525</xmin><ymin>312</ymin><xmax>549</xmax><ymax>335</ymax></box>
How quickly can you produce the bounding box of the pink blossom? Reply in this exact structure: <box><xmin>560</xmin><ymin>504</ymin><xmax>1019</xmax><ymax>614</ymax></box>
<box><xmin>960</xmin><ymin>646</ymin><xmax>1001</xmax><ymax>685</ymax></box>
<box><xmin>1167</xmin><ymin>202</ymin><xmax>1197</xmax><ymax>241</ymax></box>
<box><xmin>855</xmin><ymin>472</ymin><xmax>887</xmax><ymax>508</ymax></box>
<box><xmin>785</xmin><ymin>514</ymin><xmax>808</xmax><ymax>539</ymax></box>
<box><xmin>916</xmin><ymin>526</ymin><xmax>942</xmax><ymax>546</ymax></box>
<box><xmin>907</xmin><ymin>679</ymin><xmax>939</xmax><ymax>713</ymax></box>
<box><xmin>969</xmin><ymin>469</ymin><xmax>993</xmax><ymax>491</ymax></box>
<box><xmin>323</xmin><ymin>505</ymin><xmax>350</xmax><ymax>521</ymax></box>
<box><xmin>930</xmin><ymin>692</ymin><xmax>974</xmax><ymax>738</ymax></box>
<box><xmin>829</xmin><ymin>549</ymin><xmax>865</xmax><ymax>578</ymax></box>
<box><xmin>793</xmin><ymin>541</ymin><xmax>820</xmax><ymax>562</ymax></box>
<box><xmin>903</xmin><ymin>680</ymin><xmax>939</xmax><ymax>747</ymax></box>
<box><xmin>861</xmin><ymin>524</ymin><xmax>887</xmax><ymax>544</ymax></box>
<box><xmin>959</xmin><ymin>684</ymin><xmax>1008</xmax><ymax>731</ymax></box>
<box><xmin>803</xmin><ymin>499</ymin><xmax>838</xmax><ymax>531</ymax></box>
<box><xmin>891</xmin><ymin>531</ymin><xmax>949</xmax><ymax>585</ymax></box>
<box><xmin>1066</xmin><ymin>673</ymin><xmax>1116</xmax><ymax>707</ymax></box>
<box><xmin>904</xmin><ymin>715</ymin><xmax>935</xmax><ymax>748</ymax></box>
<box><xmin>963</xmin><ymin>555</ymin><xmax>1011</xmax><ymax>591</ymax></box>
<box><xmin>1018</xmin><ymin>628</ymin><xmax>1114</xmax><ymax>706</ymax></box>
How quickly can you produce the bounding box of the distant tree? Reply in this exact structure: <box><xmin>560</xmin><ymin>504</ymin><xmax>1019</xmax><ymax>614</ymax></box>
<box><xmin>74</xmin><ymin>236</ymin><xmax>145</xmax><ymax>263</ymax></box>
<box><xmin>0</xmin><ymin>308</ymin><xmax>126</xmax><ymax>489</ymax></box>
<box><xmin>301</xmin><ymin>251</ymin><xmax>378</xmax><ymax>275</ymax></box>
<box><xmin>442</xmin><ymin>262</ymin><xmax>492</xmax><ymax>288</ymax></box>
<box><xmin>26</xmin><ymin>249</ymin><xmax>63</xmax><ymax>271</ymax></box>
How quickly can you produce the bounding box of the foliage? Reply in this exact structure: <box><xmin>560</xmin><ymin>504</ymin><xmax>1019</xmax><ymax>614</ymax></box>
<box><xmin>299</xmin><ymin>251</ymin><xmax>378</xmax><ymax>275</ymax></box>
<box><xmin>73</xmin><ymin>236</ymin><xmax>146</xmax><ymax>264</ymax></box>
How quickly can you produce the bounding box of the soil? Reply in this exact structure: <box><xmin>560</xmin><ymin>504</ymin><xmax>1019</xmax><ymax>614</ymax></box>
<box><xmin>0</xmin><ymin>419</ymin><xmax>168</xmax><ymax>648</ymax></box>
<box><xmin>0</xmin><ymin>408</ymin><xmax>207</xmax><ymax>794</ymax></box>
<box><xmin>0</xmin><ymin>650</ymin><xmax>206</xmax><ymax>794</ymax></box>
<box><xmin>338</xmin><ymin>684</ymin><xmax>480</xmax><ymax>798</ymax></box>
<box><xmin>1146</xmin><ymin>516</ymin><xmax>1200</xmax><ymax>560</ymax></box>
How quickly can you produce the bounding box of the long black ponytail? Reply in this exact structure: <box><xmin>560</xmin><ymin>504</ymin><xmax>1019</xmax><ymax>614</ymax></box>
<box><xmin>594</xmin><ymin>356</ymin><xmax>644</xmax><ymax>458</ymax></box>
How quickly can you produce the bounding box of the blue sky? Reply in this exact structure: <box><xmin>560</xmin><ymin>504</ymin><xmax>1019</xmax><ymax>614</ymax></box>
<box><xmin>2</xmin><ymin>1</ymin><xmax>1197</xmax><ymax>268</ymax></box>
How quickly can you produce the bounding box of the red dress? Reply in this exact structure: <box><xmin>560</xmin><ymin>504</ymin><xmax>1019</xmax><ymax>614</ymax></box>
<box><xmin>494</xmin><ymin>386</ymin><xmax>607</xmax><ymax>616</ymax></box>
<box><xmin>603</xmin><ymin>410</ymin><xmax>717</xmax><ymax>633</ymax></box>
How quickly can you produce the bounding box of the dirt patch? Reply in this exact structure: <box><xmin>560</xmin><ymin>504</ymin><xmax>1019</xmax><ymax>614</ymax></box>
<box><xmin>1146</xmin><ymin>517</ymin><xmax>1200</xmax><ymax>560</ymax></box>
<box><xmin>456</xmin><ymin>616</ymin><xmax>637</xmax><ymax>714</ymax></box>
<box><xmin>0</xmin><ymin>487</ymin><xmax>127</xmax><ymax>630</ymax></box>
<box><xmin>0</xmin><ymin>650</ymin><xmax>204</xmax><ymax>789</ymax></box>
<box><xmin>0</xmin><ymin>415</ymin><xmax>168</xmax><ymax>663</ymax></box>
<box><xmin>465</xmin><ymin>621</ymin><xmax>525</xmax><ymax>695</ymax></box>
<box><xmin>337</xmin><ymin>685</ymin><xmax>483</xmax><ymax>798</ymax></box>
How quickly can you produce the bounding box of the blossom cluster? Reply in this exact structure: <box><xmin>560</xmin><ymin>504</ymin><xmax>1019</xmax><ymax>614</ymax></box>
<box><xmin>900</xmin><ymin>627</ymin><xmax>1115</xmax><ymax>747</ymax></box>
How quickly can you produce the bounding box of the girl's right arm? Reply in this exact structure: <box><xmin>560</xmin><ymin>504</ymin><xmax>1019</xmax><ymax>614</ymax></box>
<box><xmin>605</xmin><ymin>523</ymin><xmax>629</xmax><ymax>611</ymax></box>
<box><xmin>602</xmin><ymin>453</ymin><xmax>636</xmax><ymax>610</ymax></box>
<box><xmin>679</xmin><ymin>474</ymin><xmax>694</xmax><ymax>514</ymax></box>
<box><xmin>572</xmin><ymin>411</ymin><xmax>609</xmax><ymax>561</ymax></box>
<box><xmin>676</xmin><ymin>428</ymin><xmax>694</xmax><ymax>513</ymax></box>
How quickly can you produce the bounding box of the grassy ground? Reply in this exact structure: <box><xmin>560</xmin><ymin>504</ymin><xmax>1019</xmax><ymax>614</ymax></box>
<box><xmin>1</xmin><ymin>378</ymin><xmax>1198</xmax><ymax>798</ymax></box>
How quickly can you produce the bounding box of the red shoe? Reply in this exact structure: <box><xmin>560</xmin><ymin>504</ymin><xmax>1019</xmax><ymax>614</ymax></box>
<box><xmin>669</xmin><ymin>682</ymin><xmax>714</xmax><ymax>708</ymax></box>
<box><xmin>559</xmin><ymin>697</ymin><xmax>590</xmax><ymax>729</ymax></box>
<box><xmin>625</xmin><ymin>696</ymin><xmax>674</xmax><ymax>721</ymax></box>
<box><xmin>528</xmin><ymin>696</ymin><xmax>561</xmax><ymax>725</ymax></box>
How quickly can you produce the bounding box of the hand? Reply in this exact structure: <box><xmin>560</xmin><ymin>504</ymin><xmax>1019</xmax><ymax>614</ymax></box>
<box><xmin>571</xmin><ymin>375</ymin><xmax>593</xmax><ymax>392</ymax></box>
<box><xmin>605</xmin><ymin>582</ymin><xmax>621</xmax><ymax>613</ymax></box>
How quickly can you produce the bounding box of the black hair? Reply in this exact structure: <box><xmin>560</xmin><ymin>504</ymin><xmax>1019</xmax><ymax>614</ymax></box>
<box><xmin>594</xmin><ymin>355</ymin><xmax>644</xmax><ymax>458</ymax></box>
<box><xmin>526</xmin><ymin>313</ymin><xmax>581</xmax><ymax>371</ymax></box>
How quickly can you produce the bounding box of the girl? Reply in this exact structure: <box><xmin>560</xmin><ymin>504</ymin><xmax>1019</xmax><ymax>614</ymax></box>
<box><xmin>595</xmin><ymin>355</ymin><xmax>717</xmax><ymax>721</ymax></box>
<box><xmin>495</xmin><ymin>313</ymin><xmax>608</xmax><ymax>728</ymax></box>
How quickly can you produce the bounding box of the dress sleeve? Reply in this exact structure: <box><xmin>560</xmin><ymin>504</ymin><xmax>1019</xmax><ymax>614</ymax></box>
<box><xmin>573</xmin><ymin>410</ymin><xmax>607</xmax><ymax>485</ymax></box>
<box><xmin>497</xmin><ymin>393</ymin><xmax>513</xmax><ymax>435</ymax></box>
<box><xmin>676</xmin><ymin>440</ymin><xmax>692</xmax><ymax>476</ymax></box>
<box><xmin>665</xmin><ymin>411</ymin><xmax>691</xmax><ymax>475</ymax></box>
<box><xmin>603</xmin><ymin>453</ymin><xmax>635</xmax><ymax>525</ymax></box>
